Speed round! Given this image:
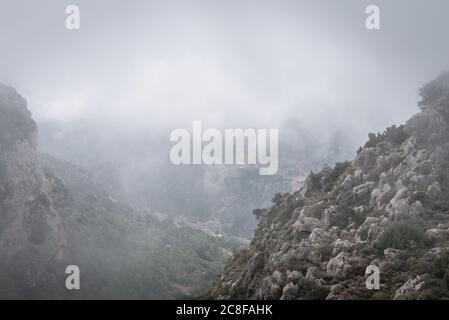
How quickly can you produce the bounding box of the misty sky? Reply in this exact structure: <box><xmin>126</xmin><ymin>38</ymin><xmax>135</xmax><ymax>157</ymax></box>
<box><xmin>1</xmin><ymin>0</ymin><xmax>449</xmax><ymax>166</ymax></box>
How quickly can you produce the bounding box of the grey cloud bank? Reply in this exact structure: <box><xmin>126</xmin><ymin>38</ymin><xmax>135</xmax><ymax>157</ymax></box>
<box><xmin>1</xmin><ymin>0</ymin><xmax>449</xmax><ymax>230</ymax></box>
<box><xmin>1</xmin><ymin>1</ymin><xmax>448</xmax><ymax>137</ymax></box>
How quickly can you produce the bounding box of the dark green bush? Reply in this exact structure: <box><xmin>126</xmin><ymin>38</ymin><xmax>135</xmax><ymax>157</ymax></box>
<box><xmin>321</xmin><ymin>162</ymin><xmax>351</xmax><ymax>192</ymax></box>
<box><xmin>306</xmin><ymin>171</ymin><xmax>322</xmax><ymax>192</ymax></box>
<box><xmin>364</xmin><ymin>132</ymin><xmax>382</xmax><ymax>148</ymax></box>
<box><xmin>297</xmin><ymin>278</ymin><xmax>330</xmax><ymax>300</ymax></box>
<box><xmin>272</xmin><ymin>192</ymin><xmax>285</xmax><ymax>205</ymax></box>
<box><xmin>329</xmin><ymin>204</ymin><xmax>355</xmax><ymax>228</ymax></box>
<box><xmin>384</xmin><ymin>125</ymin><xmax>408</xmax><ymax>145</ymax></box>
<box><xmin>375</xmin><ymin>221</ymin><xmax>428</xmax><ymax>250</ymax></box>
<box><xmin>358</xmin><ymin>224</ymin><xmax>370</xmax><ymax>241</ymax></box>
<box><xmin>316</xmin><ymin>241</ymin><xmax>333</xmax><ymax>260</ymax></box>
<box><xmin>252</xmin><ymin>208</ymin><xmax>265</xmax><ymax>219</ymax></box>
<box><xmin>419</xmin><ymin>71</ymin><xmax>449</xmax><ymax>114</ymax></box>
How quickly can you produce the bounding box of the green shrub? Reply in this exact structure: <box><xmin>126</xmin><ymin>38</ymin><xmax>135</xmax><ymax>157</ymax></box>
<box><xmin>297</xmin><ymin>278</ymin><xmax>330</xmax><ymax>300</ymax></box>
<box><xmin>306</xmin><ymin>171</ymin><xmax>322</xmax><ymax>192</ymax></box>
<box><xmin>431</xmin><ymin>251</ymin><xmax>449</xmax><ymax>281</ymax></box>
<box><xmin>384</xmin><ymin>125</ymin><xmax>408</xmax><ymax>145</ymax></box>
<box><xmin>375</xmin><ymin>221</ymin><xmax>428</xmax><ymax>250</ymax></box>
<box><xmin>272</xmin><ymin>192</ymin><xmax>285</xmax><ymax>205</ymax></box>
<box><xmin>321</xmin><ymin>162</ymin><xmax>351</xmax><ymax>192</ymax></box>
<box><xmin>316</xmin><ymin>241</ymin><xmax>333</xmax><ymax>260</ymax></box>
<box><xmin>252</xmin><ymin>208</ymin><xmax>265</xmax><ymax>219</ymax></box>
<box><xmin>358</xmin><ymin>224</ymin><xmax>370</xmax><ymax>241</ymax></box>
<box><xmin>329</xmin><ymin>204</ymin><xmax>355</xmax><ymax>229</ymax></box>
<box><xmin>364</xmin><ymin>132</ymin><xmax>382</xmax><ymax>148</ymax></box>
<box><xmin>419</xmin><ymin>71</ymin><xmax>449</xmax><ymax>115</ymax></box>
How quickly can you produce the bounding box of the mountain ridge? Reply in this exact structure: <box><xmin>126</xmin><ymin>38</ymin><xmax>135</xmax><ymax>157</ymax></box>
<box><xmin>210</xmin><ymin>73</ymin><xmax>449</xmax><ymax>300</ymax></box>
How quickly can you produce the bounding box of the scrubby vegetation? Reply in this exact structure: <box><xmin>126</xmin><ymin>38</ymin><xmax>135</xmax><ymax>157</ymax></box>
<box><xmin>375</xmin><ymin>220</ymin><xmax>428</xmax><ymax>251</ymax></box>
<box><xmin>419</xmin><ymin>71</ymin><xmax>449</xmax><ymax>115</ymax></box>
<box><xmin>210</xmin><ymin>74</ymin><xmax>449</xmax><ymax>300</ymax></box>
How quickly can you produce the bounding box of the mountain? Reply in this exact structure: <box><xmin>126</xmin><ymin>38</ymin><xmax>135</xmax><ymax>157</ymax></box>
<box><xmin>0</xmin><ymin>83</ymin><xmax>65</xmax><ymax>298</ymax></box>
<box><xmin>0</xmin><ymin>84</ymin><xmax>240</xmax><ymax>299</ymax></box>
<box><xmin>210</xmin><ymin>73</ymin><xmax>449</xmax><ymax>300</ymax></box>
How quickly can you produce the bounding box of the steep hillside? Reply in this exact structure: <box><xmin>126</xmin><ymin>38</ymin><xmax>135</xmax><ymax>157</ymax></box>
<box><xmin>0</xmin><ymin>84</ymin><xmax>238</xmax><ymax>299</ymax></box>
<box><xmin>0</xmin><ymin>83</ymin><xmax>65</xmax><ymax>298</ymax></box>
<box><xmin>210</xmin><ymin>73</ymin><xmax>449</xmax><ymax>300</ymax></box>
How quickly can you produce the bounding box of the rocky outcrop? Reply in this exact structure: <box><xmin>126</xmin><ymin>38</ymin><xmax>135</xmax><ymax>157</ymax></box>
<box><xmin>0</xmin><ymin>84</ymin><xmax>65</xmax><ymax>297</ymax></box>
<box><xmin>210</xmin><ymin>73</ymin><xmax>449</xmax><ymax>300</ymax></box>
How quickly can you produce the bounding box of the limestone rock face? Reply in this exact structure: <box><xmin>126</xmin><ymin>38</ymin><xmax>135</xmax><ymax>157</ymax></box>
<box><xmin>210</xmin><ymin>73</ymin><xmax>449</xmax><ymax>300</ymax></box>
<box><xmin>0</xmin><ymin>84</ymin><xmax>65</xmax><ymax>297</ymax></box>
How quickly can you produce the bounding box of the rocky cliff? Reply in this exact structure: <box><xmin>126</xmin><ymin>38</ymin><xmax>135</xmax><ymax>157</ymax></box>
<box><xmin>210</xmin><ymin>73</ymin><xmax>449</xmax><ymax>300</ymax></box>
<box><xmin>0</xmin><ymin>84</ymin><xmax>66</xmax><ymax>297</ymax></box>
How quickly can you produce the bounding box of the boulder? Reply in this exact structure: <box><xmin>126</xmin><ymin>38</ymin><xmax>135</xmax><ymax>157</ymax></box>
<box><xmin>326</xmin><ymin>252</ymin><xmax>350</xmax><ymax>276</ymax></box>
<box><xmin>280</xmin><ymin>283</ymin><xmax>299</xmax><ymax>300</ymax></box>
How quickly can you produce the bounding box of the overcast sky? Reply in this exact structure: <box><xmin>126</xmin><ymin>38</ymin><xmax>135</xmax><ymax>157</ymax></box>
<box><xmin>1</xmin><ymin>0</ymin><xmax>449</xmax><ymax>162</ymax></box>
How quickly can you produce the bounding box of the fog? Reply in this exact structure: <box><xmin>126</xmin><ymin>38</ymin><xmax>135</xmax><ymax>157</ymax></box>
<box><xmin>1</xmin><ymin>0</ymin><xmax>449</xmax><ymax>235</ymax></box>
